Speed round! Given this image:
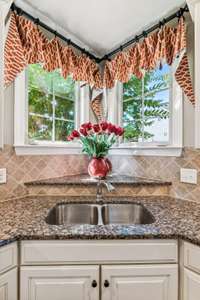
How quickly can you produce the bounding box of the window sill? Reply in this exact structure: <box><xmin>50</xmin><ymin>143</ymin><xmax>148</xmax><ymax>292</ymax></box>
<box><xmin>15</xmin><ymin>144</ymin><xmax>183</xmax><ymax>157</ymax></box>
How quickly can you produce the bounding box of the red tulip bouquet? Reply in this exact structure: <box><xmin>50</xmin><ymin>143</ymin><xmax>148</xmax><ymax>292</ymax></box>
<box><xmin>67</xmin><ymin>122</ymin><xmax>124</xmax><ymax>178</ymax></box>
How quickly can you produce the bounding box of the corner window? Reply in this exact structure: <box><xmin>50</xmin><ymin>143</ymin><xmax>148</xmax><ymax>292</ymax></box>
<box><xmin>14</xmin><ymin>63</ymin><xmax>182</xmax><ymax>156</ymax></box>
<box><xmin>28</xmin><ymin>64</ymin><xmax>75</xmax><ymax>143</ymax></box>
<box><xmin>123</xmin><ymin>64</ymin><xmax>170</xmax><ymax>145</ymax></box>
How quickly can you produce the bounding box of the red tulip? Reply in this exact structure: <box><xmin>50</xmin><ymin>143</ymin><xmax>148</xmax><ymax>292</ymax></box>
<box><xmin>107</xmin><ymin>123</ymin><xmax>116</xmax><ymax>134</ymax></box>
<box><xmin>113</xmin><ymin>126</ymin><xmax>124</xmax><ymax>136</ymax></box>
<box><xmin>81</xmin><ymin>122</ymin><xmax>92</xmax><ymax>131</ymax></box>
<box><xmin>100</xmin><ymin>121</ymin><xmax>108</xmax><ymax>131</ymax></box>
<box><xmin>80</xmin><ymin>127</ymin><xmax>88</xmax><ymax>136</ymax></box>
<box><xmin>117</xmin><ymin>127</ymin><xmax>125</xmax><ymax>136</ymax></box>
<box><xmin>93</xmin><ymin>124</ymin><xmax>101</xmax><ymax>133</ymax></box>
<box><xmin>71</xmin><ymin>130</ymin><xmax>80</xmax><ymax>138</ymax></box>
<box><xmin>67</xmin><ymin>135</ymin><xmax>74</xmax><ymax>141</ymax></box>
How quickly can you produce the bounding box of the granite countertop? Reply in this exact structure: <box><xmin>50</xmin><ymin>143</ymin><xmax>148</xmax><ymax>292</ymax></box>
<box><xmin>24</xmin><ymin>174</ymin><xmax>172</xmax><ymax>186</ymax></box>
<box><xmin>1</xmin><ymin>195</ymin><xmax>200</xmax><ymax>248</ymax></box>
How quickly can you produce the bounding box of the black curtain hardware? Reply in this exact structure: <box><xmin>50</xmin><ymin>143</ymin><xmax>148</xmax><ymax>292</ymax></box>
<box><xmin>10</xmin><ymin>3</ymin><xmax>189</xmax><ymax>64</ymax></box>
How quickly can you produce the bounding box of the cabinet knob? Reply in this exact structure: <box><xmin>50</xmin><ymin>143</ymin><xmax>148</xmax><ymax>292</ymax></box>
<box><xmin>104</xmin><ymin>280</ymin><xmax>110</xmax><ymax>288</ymax></box>
<box><xmin>92</xmin><ymin>280</ymin><xmax>97</xmax><ymax>288</ymax></box>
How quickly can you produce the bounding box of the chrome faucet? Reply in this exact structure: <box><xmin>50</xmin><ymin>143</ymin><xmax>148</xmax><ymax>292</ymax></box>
<box><xmin>96</xmin><ymin>179</ymin><xmax>115</xmax><ymax>203</ymax></box>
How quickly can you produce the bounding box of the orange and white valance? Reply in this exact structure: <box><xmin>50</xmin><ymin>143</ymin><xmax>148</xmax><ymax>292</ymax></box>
<box><xmin>103</xmin><ymin>17</ymin><xmax>195</xmax><ymax>105</ymax></box>
<box><xmin>4</xmin><ymin>12</ymin><xmax>195</xmax><ymax>105</ymax></box>
<box><xmin>4</xmin><ymin>12</ymin><xmax>102</xmax><ymax>89</ymax></box>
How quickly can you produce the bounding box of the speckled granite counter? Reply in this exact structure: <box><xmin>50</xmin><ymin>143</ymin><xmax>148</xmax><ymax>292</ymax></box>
<box><xmin>25</xmin><ymin>174</ymin><xmax>172</xmax><ymax>187</ymax></box>
<box><xmin>1</xmin><ymin>195</ymin><xmax>200</xmax><ymax>248</ymax></box>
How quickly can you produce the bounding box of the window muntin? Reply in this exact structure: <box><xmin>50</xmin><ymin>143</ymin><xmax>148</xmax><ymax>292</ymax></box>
<box><xmin>123</xmin><ymin>64</ymin><xmax>171</xmax><ymax>144</ymax></box>
<box><xmin>27</xmin><ymin>64</ymin><xmax>75</xmax><ymax>142</ymax></box>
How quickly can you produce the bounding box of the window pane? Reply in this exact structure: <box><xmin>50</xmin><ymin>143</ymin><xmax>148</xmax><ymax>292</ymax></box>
<box><xmin>54</xmin><ymin>73</ymin><xmax>75</xmax><ymax>120</ymax></box>
<box><xmin>55</xmin><ymin>120</ymin><xmax>74</xmax><ymax>141</ymax></box>
<box><xmin>28</xmin><ymin>64</ymin><xmax>53</xmax><ymax>140</ymax></box>
<box><xmin>28</xmin><ymin>64</ymin><xmax>53</xmax><ymax>96</ymax></box>
<box><xmin>29</xmin><ymin>115</ymin><xmax>52</xmax><ymax>141</ymax></box>
<box><xmin>55</xmin><ymin>96</ymin><xmax>74</xmax><ymax>121</ymax></box>
<box><xmin>123</xmin><ymin>64</ymin><xmax>170</xmax><ymax>143</ymax></box>
<box><xmin>143</xmin><ymin>65</ymin><xmax>170</xmax><ymax>142</ymax></box>
<box><xmin>123</xmin><ymin>76</ymin><xmax>143</xmax><ymax>142</ymax></box>
<box><xmin>27</xmin><ymin>64</ymin><xmax>75</xmax><ymax>142</ymax></box>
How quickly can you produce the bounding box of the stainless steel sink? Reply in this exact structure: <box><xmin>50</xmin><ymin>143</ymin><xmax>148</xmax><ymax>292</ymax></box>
<box><xmin>46</xmin><ymin>204</ymin><xmax>98</xmax><ymax>225</ymax></box>
<box><xmin>46</xmin><ymin>203</ymin><xmax>155</xmax><ymax>226</ymax></box>
<box><xmin>102</xmin><ymin>204</ymin><xmax>155</xmax><ymax>225</ymax></box>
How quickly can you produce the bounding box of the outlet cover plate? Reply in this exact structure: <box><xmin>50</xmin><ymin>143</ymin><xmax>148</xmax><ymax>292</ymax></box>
<box><xmin>180</xmin><ymin>168</ymin><xmax>197</xmax><ymax>184</ymax></box>
<box><xmin>0</xmin><ymin>168</ymin><xmax>6</xmax><ymax>184</ymax></box>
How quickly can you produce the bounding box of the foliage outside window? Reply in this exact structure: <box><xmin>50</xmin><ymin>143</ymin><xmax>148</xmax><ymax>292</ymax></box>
<box><xmin>28</xmin><ymin>64</ymin><xmax>75</xmax><ymax>142</ymax></box>
<box><xmin>123</xmin><ymin>64</ymin><xmax>170</xmax><ymax>144</ymax></box>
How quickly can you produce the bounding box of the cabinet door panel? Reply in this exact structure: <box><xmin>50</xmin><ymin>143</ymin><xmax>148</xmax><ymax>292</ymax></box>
<box><xmin>183</xmin><ymin>268</ymin><xmax>200</xmax><ymax>300</ymax></box>
<box><xmin>20</xmin><ymin>265</ymin><xmax>99</xmax><ymax>300</ymax></box>
<box><xmin>0</xmin><ymin>268</ymin><xmax>17</xmax><ymax>300</ymax></box>
<box><xmin>102</xmin><ymin>265</ymin><xmax>178</xmax><ymax>300</ymax></box>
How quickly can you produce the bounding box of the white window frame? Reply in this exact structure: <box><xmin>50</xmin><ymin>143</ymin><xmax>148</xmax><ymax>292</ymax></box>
<box><xmin>107</xmin><ymin>70</ymin><xmax>183</xmax><ymax>157</ymax></box>
<box><xmin>0</xmin><ymin>3</ymin><xmax>4</xmax><ymax>150</ymax></box>
<box><xmin>14</xmin><ymin>65</ymin><xmax>183</xmax><ymax>156</ymax></box>
<box><xmin>0</xmin><ymin>0</ymin><xmax>13</xmax><ymax>149</ymax></box>
<box><xmin>14</xmin><ymin>70</ymin><xmax>90</xmax><ymax>155</ymax></box>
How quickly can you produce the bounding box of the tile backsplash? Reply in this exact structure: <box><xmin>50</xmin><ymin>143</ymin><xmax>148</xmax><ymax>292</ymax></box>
<box><xmin>0</xmin><ymin>145</ymin><xmax>88</xmax><ymax>200</ymax></box>
<box><xmin>0</xmin><ymin>145</ymin><xmax>200</xmax><ymax>202</ymax></box>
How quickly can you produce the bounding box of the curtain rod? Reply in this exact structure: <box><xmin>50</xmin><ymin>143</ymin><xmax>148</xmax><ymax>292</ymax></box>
<box><xmin>10</xmin><ymin>3</ymin><xmax>189</xmax><ymax>64</ymax></box>
<box><xmin>99</xmin><ymin>4</ymin><xmax>189</xmax><ymax>62</ymax></box>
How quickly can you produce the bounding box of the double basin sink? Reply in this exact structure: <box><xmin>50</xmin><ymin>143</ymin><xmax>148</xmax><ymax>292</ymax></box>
<box><xmin>46</xmin><ymin>203</ymin><xmax>155</xmax><ymax>226</ymax></box>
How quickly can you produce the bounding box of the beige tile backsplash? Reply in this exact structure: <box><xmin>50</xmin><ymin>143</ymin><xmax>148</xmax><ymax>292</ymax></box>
<box><xmin>0</xmin><ymin>145</ymin><xmax>200</xmax><ymax>202</ymax></box>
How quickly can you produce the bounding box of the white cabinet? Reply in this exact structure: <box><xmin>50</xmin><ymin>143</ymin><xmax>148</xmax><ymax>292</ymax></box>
<box><xmin>20</xmin><ymin>240</ymin><xmax>178</xmax><ymax>300</ymax></box>
<box><xmin>0</xmin><ymin>268</ymin><xmax>18</xmax><ymax>300</ymax></box>
<box><xmin>21</xmin><ymin>264</ymin><xmax>178</xmax><ymax>300</ymax></box>
<box><xmin>0</xmin><ymin>243</ymin><xmax>18</xmax><ymax>300</ymax></box>
<box><xmin>181</xmin><ymin>241</ymin><xmax>200</xmax><ymax>300</ymax></box>
<box><xmin>101</xmin><ymin>265</ymin><xmax>178</xmax><ymax>300</ymax></box>
<box><xmin>20</xmin><ymin>265</ymin><xmax>99</xmax><ymax>300</ymax></box>
<box><xmin>183</xmin><ymin>268</ymin><xmax>200</xmax><ymax>300</ymax></box>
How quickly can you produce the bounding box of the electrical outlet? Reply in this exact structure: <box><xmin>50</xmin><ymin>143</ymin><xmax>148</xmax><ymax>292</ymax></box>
<box><xmin>0</xmin><ymin>168</ymin><xmax>6</xmax><ymax>184</ymax></box>
<box><xmin>180</xmin><ymin>168</ymin><xmax>197</xmax><ymax>184</ymax></box>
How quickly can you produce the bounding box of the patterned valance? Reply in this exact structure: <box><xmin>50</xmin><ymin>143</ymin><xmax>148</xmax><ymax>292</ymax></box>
<box><xmin>4</xmin><ymin>12</ymin><xmax>195</xmax><ymax>104</ymax></box>
<box><xmin>4</xmin><ymin>12</ymin><xmax>102</xmax><ymax>89</ymax></box>
<box><xmin>103</xmin><ymin>17</ymin><xmax>195</xmax><ymax>104</ymax></box>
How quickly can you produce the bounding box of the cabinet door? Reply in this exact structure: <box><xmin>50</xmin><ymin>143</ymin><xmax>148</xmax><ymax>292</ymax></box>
<box><xmin>183</xmin><ymin>268</ymin><xmax>200</xmax><ymax>300</ymax></box>
<box><xmin>102</xmin><ymin>264</ymin><xmax>178</xmax><ymax>300</ymax></box>
<box><xmin>0</xmin><ymin>268</ymin><xmax>17</xmax><ymax>300</ymax></box>
<box><xmin>20</xmin><ymin>265</ymin><xmax>99</xmax><ymax>300</ymax></box>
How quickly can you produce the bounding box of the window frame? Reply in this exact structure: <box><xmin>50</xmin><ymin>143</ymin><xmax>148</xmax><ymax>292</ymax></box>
<box><xmin>122</xmin><ymin>67</ymin><xmax>172</xmax><ymax>146</ymax></box>
<box><xmin>27</xmin><ymin>65</ymin><xmax>77</xmax><ymax>144</ymax></box>
<box><xmin>107</xmin><ymin>69</ymin><xmax>183</xmax><ymax>156</ymax></box>
<box><xmin>14</xmin><ymin>65</ymin><xmax>183</xmax><ymax>156</ymax></box>
<box><xmin>14</xmin><ymin>69</ymin><xmax>90</xmax><ymax>155</ymax></box>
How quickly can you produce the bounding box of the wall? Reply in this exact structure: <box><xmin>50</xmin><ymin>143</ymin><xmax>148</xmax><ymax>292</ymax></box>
<box><xmin>0</xmin><ymin>17</ymin><xmax>198</xmax><ymax>202</ymax></box>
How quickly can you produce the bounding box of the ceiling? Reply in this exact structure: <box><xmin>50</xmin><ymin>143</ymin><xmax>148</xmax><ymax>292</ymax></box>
<box><xmin>15</xmin><ymin>0</ymin><xmax>186</xmax><ymax>57</ymax></box>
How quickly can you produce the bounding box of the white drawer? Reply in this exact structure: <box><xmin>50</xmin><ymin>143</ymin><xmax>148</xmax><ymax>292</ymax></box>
<box><xmin>0</xmin><ymin>242</ymin><xmax>17</xmax><ymax>274</ymax></box>
<box><xmin>184</xmin><ymin>242</ymin><xmax>200</xmax><ymax>274</ymax></box>
<box><xmin>21</xmin><ymin>240</ymin><xmax>178</xmax><ymax>265</ymax></box>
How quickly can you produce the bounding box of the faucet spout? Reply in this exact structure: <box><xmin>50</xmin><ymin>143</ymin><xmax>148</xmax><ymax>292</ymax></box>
<box><xmin>103</xmin><ymin>181</ymin><xmax>115</xmax><ymax>192</ymax></box>
<box><xmin>96</xmin><ymin>178</ymin><xmax>115</xmax><ymax>203</ymax></box>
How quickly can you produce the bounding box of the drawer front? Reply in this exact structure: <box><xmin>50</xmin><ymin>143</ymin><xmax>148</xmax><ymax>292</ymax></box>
<box><xmin>21</xmin><ymin>240</ymin><xmax>177</xmax><ymax>265</ymax></box>
<box><xmin>0</xmin><ymin>243</ymin><xmax>17</xmax><ymax>274</ymax></box>
<box><xmin>184</xmin><ymin>242</ymin><xmax>200</xmax><ymax>274</ymax></box>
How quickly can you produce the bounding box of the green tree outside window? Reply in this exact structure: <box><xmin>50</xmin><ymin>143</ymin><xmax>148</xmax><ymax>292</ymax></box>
<box><xmin>28</xmin><ymin>64</ymin><xmax>75</xmax><ymax>142</ymax></box>
<box><xmin>123</xmin><ymin>64</ymin><xmax>170</xmax><ymax>143</ymax></box>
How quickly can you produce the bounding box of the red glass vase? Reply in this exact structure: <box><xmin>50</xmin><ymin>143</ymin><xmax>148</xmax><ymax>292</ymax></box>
<box><xmin>104</xmin><ymin>158</ymin><xmax>112</xmax><ymax>174</ymax></box>
<box><xmin>88</xmin><ymin>157</ymin><xmax>109</xmax><ymax>178</ymax></box>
